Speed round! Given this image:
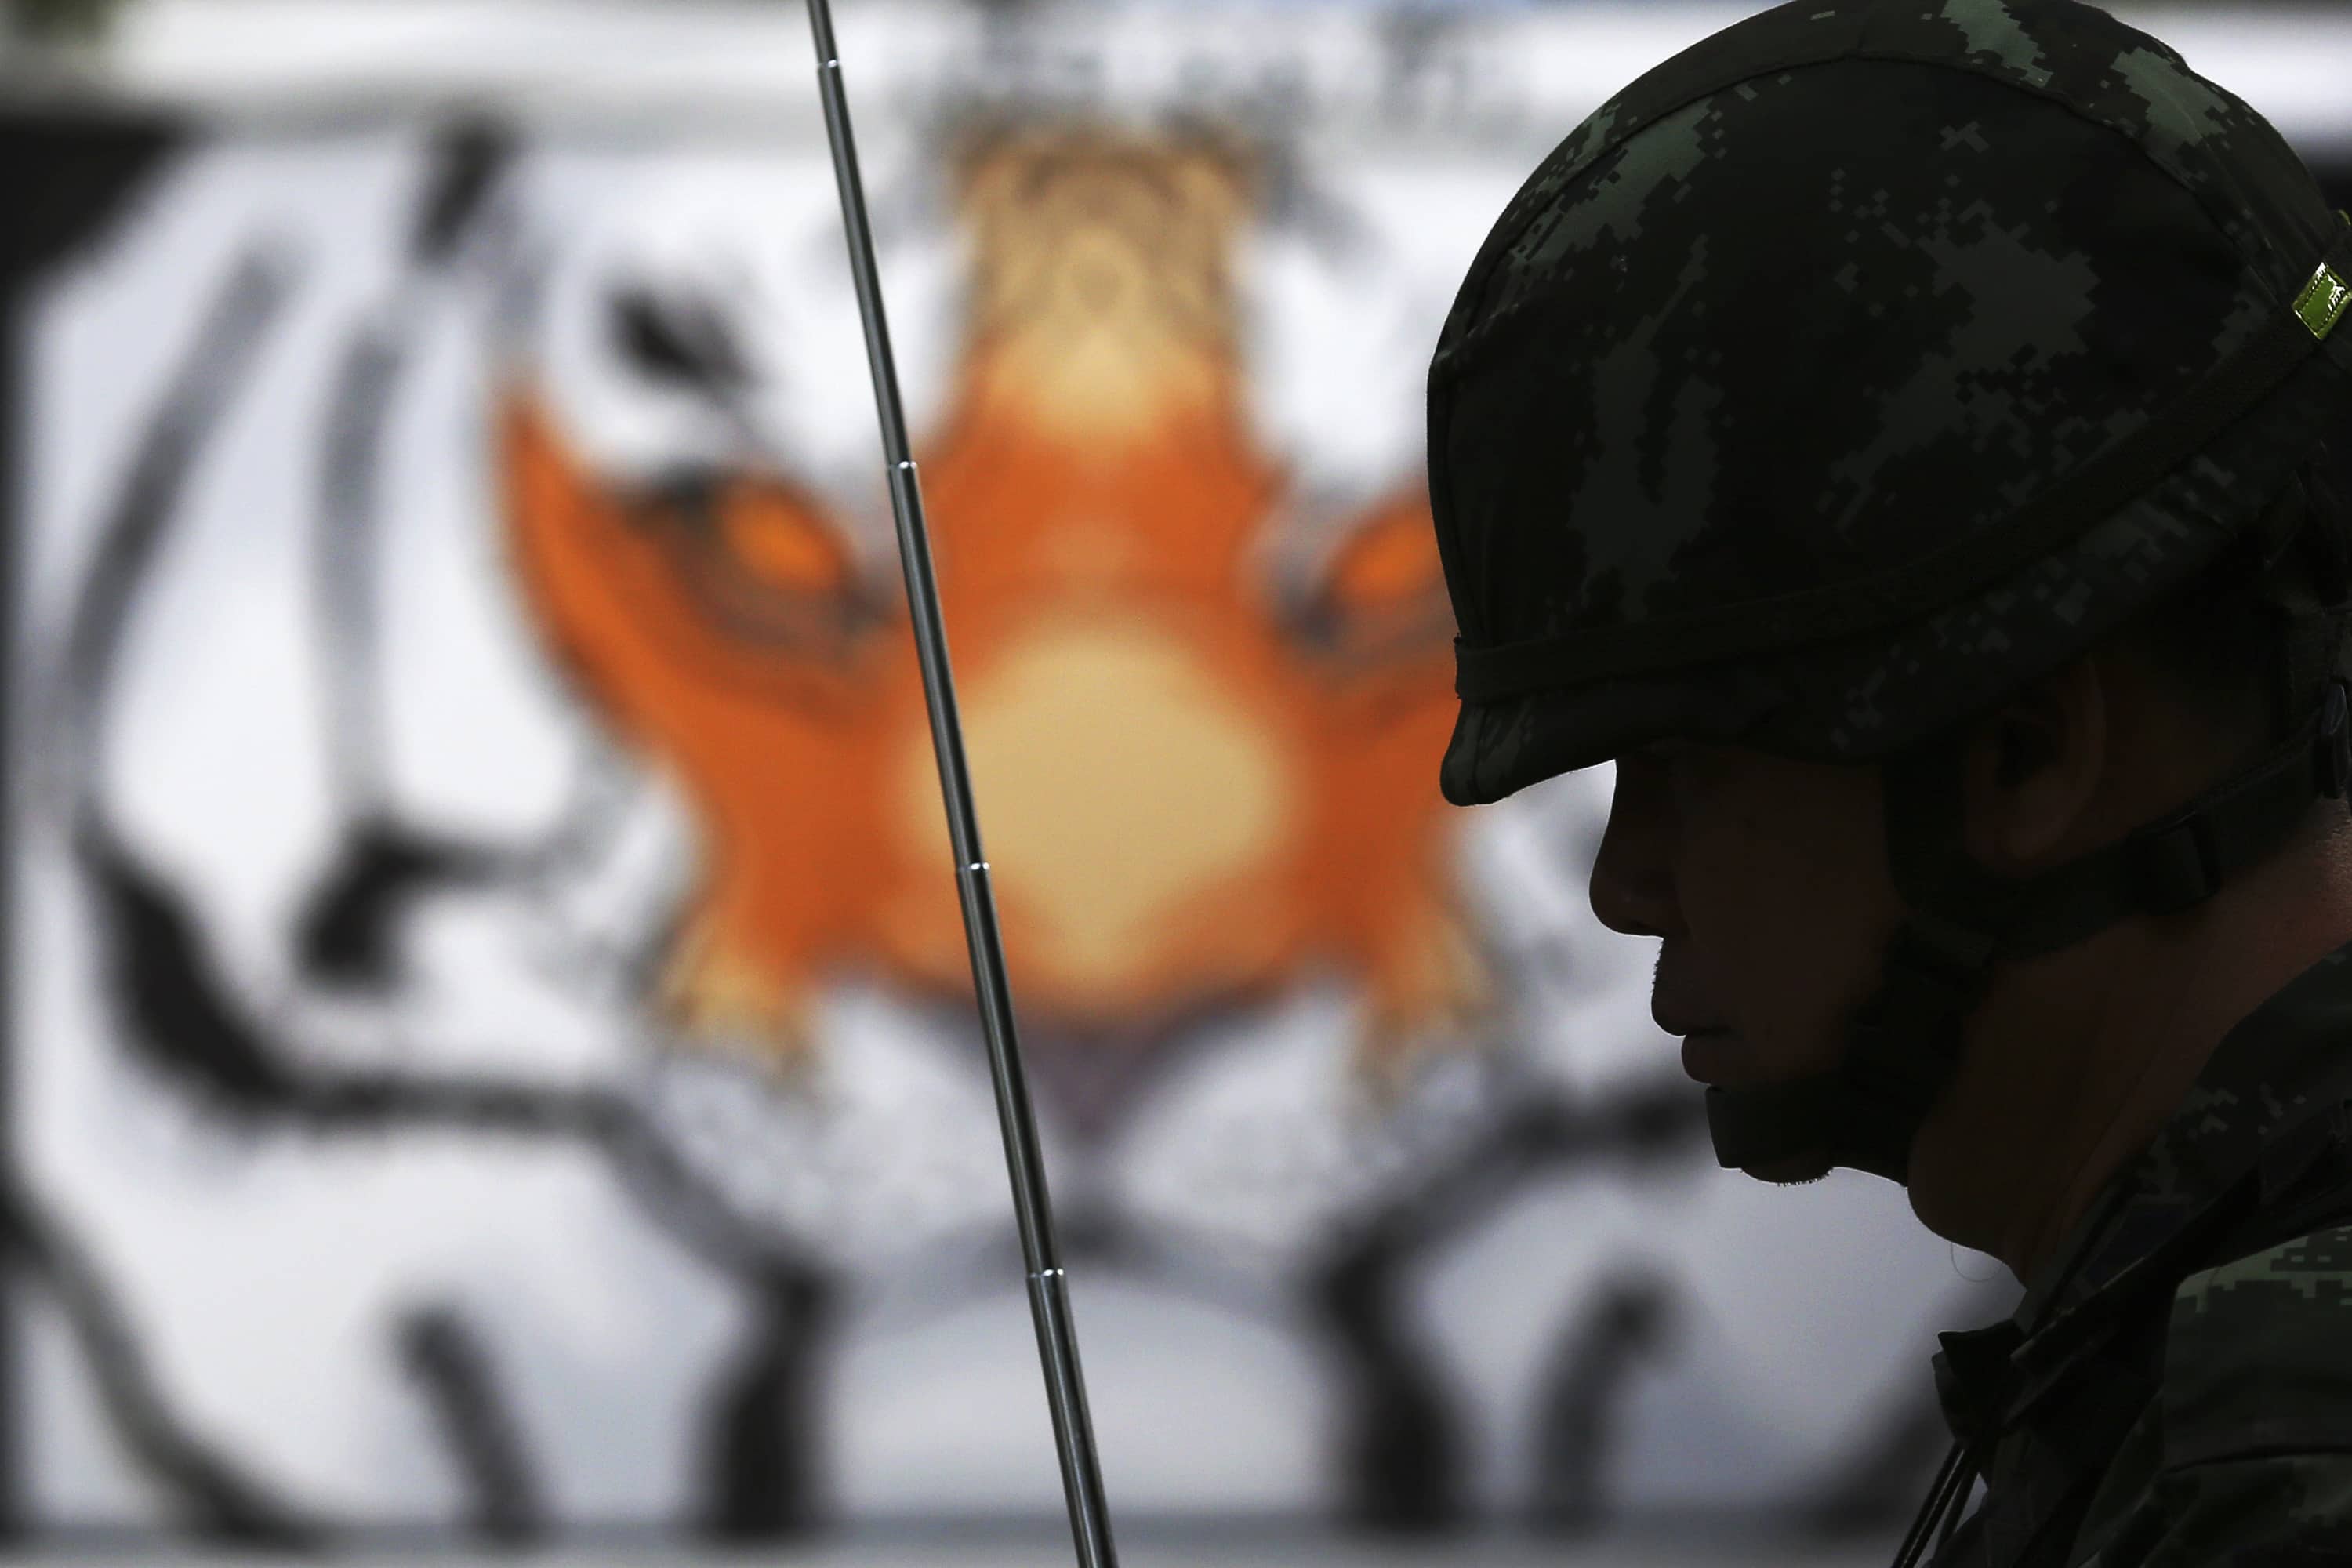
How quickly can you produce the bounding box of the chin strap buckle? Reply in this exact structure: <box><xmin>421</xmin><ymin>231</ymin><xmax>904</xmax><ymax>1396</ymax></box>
<box><xmin>2127</xmin><ymin>809</ymin><xmax>2223</xmax><ymax>915</ymax></box>
<box><xmin>2316</xmin><ymin>680</ymin><xmax>2352</xmax><ymax>800</ymax></box>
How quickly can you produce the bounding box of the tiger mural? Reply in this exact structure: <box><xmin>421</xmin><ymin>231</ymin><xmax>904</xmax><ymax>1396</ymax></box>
<box><xmin>504</xmin><ymin>125</ymin><xmax>1490</xmax><ymax>1092</ymax></box>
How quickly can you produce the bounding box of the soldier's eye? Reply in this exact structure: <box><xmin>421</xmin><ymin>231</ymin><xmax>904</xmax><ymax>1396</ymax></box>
<box><xmin>1624</xmin><ymin>741</ymin><xmax>1722</xmax><ymax>807</ymax></box>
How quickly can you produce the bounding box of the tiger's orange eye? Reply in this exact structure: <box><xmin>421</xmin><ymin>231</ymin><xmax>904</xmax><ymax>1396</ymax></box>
<box><xmin>717</xmin><ymin>484</ymin><xmax>850</xmax><ymax>596</ymax></box>
<box><xmin>1326</xmin><ymin>505</ymin><xmax>1442</xmax><ymax>609</ymax></box>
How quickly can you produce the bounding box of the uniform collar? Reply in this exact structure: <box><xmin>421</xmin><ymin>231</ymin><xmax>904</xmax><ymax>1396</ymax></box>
<box><xmin>1932</xmin><ymin>937</ymin><xmax>2352</xmax><ymax>1443</ymax></box>
<box><xmin>2025</xmin><ymin>938</ymin><xmax>2352</xmax><ymax>1322</ymax></box>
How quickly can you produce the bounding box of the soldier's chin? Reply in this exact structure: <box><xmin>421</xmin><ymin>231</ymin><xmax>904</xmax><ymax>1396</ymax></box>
<box><xmin>1743</xmin><ymin>1149</ymin><xmax>1833</xmax><ymax>1185</ymax></box>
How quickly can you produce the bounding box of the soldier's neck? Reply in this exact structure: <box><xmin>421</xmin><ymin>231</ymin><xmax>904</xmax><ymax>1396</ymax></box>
<box><xmin>1912</xmin><ymin>820</ymin><xmax>2352</xmax><ymax>1286</ymax></box>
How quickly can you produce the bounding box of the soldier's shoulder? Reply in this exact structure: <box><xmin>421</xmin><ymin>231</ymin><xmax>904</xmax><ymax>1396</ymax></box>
<box><xmin>2161</xmin><ymin>1221</ymin><xmax>2352</xmax><ymax>1468</ymax></box>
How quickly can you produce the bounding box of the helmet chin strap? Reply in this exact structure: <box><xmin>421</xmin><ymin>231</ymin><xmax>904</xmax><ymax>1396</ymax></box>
<box><xmin>1704</xmin><ymin>676</ymin><xmax>2352</xmax><ymax>1183</ymax></box>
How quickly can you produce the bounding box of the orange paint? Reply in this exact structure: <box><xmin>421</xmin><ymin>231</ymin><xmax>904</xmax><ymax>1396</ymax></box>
<box><xmin>502</xmin><ymin>126</ymin><xmax>1487</xmax><ymax>1076</ymax></box>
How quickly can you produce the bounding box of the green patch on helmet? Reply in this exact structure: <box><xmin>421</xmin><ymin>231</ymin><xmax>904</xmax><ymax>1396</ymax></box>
<box><xmin>2297</xmin><ymin>264</ymin><xmax>2351</xmax><ymax>343</ymax></box>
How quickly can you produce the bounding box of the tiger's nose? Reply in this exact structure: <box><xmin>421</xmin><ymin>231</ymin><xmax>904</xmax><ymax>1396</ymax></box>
<box><xmin>891</xmin><ymin>614</ymin><xmax>1298</xmax><ymax>996</ymax></box>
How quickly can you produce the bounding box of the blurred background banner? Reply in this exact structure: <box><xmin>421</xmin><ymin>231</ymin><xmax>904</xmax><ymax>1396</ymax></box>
<box><xmin>1</xmin><ymin>0</ymin><xmax>2344</xmax><ymax>1555</ymax></box>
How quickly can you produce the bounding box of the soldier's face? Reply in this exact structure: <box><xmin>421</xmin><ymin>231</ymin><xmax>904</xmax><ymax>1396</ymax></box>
<box><xmin>1588</xmin><ymin>740</ymin><xmax>1905</xmax><ymax>1181</ymax></box>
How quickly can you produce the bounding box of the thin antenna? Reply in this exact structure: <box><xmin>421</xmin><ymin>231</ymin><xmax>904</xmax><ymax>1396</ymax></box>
<box><xmin>796</xmin><ymin>4</ymin><xmax>1121</xmax><ymax>1564</ymax></box>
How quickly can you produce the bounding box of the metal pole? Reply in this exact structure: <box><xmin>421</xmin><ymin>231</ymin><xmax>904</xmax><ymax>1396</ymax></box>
<box><xmin>796</xmin><ymin>4</ymin><xmax>1120</xmax><ymax>1564</ymax></box>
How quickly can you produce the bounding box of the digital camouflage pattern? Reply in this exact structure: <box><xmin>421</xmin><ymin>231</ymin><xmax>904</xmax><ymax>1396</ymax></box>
<box><xmin>1428</xmin><ymin>0</ymin><xmax>2352</xmax><ymax>808</ymax></box>
<box><xmin>1924</xmin><ymin>941</ymin><xmax>2352</xmax><ymax>1565</ymax></box>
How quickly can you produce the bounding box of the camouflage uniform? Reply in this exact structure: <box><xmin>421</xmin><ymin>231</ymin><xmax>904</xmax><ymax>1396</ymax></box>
<box><xmin>1423</xmin><ymin>1</ymin><xmax>2352</xmax><ymax>1563</ymax></box>
<box><xmin>1929</xmin><ymin>940</ymin><xmax>2352</xmax><ymax>1564</ymax></box>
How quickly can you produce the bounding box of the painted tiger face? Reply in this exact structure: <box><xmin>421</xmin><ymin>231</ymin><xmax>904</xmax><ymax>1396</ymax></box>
<box><xmin>503</xmin><ymin>124</ymin><xmax>1486</xmax><ymax>1087</ymax></box>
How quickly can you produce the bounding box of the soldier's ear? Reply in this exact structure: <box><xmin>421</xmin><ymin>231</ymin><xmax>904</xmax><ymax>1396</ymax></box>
<box><xmin>1960</xmin><ymin>657</ymin><xmax>2111</xmax><ymax>874</ymax></box>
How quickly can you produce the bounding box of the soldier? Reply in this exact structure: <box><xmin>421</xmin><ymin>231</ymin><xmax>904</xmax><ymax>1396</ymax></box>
<box><xmin>1426</xmin><ymin>1</ymin><xmax>2352</xmax><ymax>1563</ymax></box>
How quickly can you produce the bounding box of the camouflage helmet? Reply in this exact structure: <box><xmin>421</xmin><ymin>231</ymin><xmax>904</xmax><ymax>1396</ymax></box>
<box><xmin>1428</xmin><ymin>0</ymin><xmax>2352</xmax><ymax>1190</ymax></box>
